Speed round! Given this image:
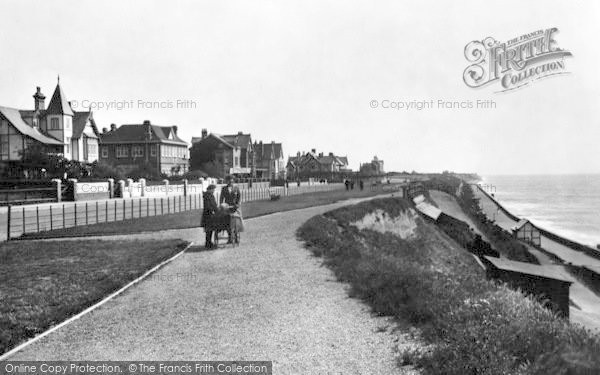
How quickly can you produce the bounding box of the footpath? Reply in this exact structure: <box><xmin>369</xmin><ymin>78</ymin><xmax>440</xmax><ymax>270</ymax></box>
<box><xmin>7</xmin><ymin>195</ymin><xmax>417</xmax><ymax>374</ymax></box>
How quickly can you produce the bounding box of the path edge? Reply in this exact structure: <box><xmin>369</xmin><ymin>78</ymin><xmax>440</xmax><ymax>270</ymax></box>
<box><xmin>0</xmin><ymin>241</ymin><xmax>194</xmax><ymax>361</ymax></box>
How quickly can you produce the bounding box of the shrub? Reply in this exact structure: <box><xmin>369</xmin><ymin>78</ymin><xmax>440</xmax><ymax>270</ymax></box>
<box><xmin>297</xmin><ymin>197</ymin><xmax>600</xmax><ymax>375</ymax></box>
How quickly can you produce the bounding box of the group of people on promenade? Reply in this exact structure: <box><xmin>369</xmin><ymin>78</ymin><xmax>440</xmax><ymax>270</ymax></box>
<box><xmin>200</xmin><ymin>176</ymin><xmax>244</xmax><ymax>249</ymax></box>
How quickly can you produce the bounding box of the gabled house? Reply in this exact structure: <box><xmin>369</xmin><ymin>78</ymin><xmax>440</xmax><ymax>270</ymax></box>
<box><xmin>99</xmin><ymin>120</ymin><xmax>189</xmax><ymax>176</ymax></box>
<box><xmin>287</xmin><ymin>149</ymin><xmax>350</xmax><ymax>179</ymax></box>
<box><xmin>0</xmin><ymin>80</ymin><xmax>101</xmax><ymax>169</ymax></box>
<box><xmin>254</xmin><ymin>140</ymin><xmax>285</xmax><ymax>179</ymax></box>
<box><xmin>189</xmin><ymin>129</ymin><xmax>255</xmax><ymax>178</ymax></box>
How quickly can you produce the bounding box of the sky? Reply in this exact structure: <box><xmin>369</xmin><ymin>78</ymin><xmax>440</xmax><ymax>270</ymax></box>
<box><xmin>1</xmin><ymin>0</ymin><xmax>599</xmax><ymax>175</ymax></box>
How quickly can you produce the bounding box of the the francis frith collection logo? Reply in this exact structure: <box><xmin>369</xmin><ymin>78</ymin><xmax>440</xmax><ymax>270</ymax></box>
<box><xmin>463</xmin><ymin>28</ymin><xmax>572</xmax><ymax>92</ymax></box>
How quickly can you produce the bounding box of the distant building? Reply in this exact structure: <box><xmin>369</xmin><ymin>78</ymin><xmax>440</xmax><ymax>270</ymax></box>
<box><xmin>512</xmin><ymin>219</ymin><xmax>541</xmax><ymax>247</ymax></box>
<box><xmin>286</xmin><ymin>149</ymin><xmax>350</xmax><ymax>180</ymax></box>
<box><xmin>0</xmin><ymin>80</ymin><xmax>101</xmax><ymax>171</ymax></box>
<box><xmin>189</xmin><ymin>129</ymin><xmax>255</xmax><ymax>178</ymax></box>
<box><xmin>99</xmin><ymin>120</ymin><xmax>189</xmax><ymax>176</ymax></box>
<box><xmin>359</xmin><ymin>155</ymin><xmax>384</xmax><ymax>175</ymax></box>
<box><xmin>254</xmin><ymin>140</ymin><xmax>285</xmax><ymax>180</ymax></box>
<box><xmin>480</xmin><ymin>256</ymin><xmax>574</xmax><ymax>318</ymax></box>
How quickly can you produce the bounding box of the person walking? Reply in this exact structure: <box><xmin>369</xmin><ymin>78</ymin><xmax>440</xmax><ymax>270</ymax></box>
<box><xmin>220</xmin><ymin>176</ymin><xmax>243</xmax><ymax>243</ymax></box>
<box><xmin>359</xmin><ymin>180</ymin><xmax>364</xmax><ymax>191</ymax></box>
<box><xmin>201</xmin><ymin>184</ymin><xmax>218</xmax><ymax>249</ymax></box>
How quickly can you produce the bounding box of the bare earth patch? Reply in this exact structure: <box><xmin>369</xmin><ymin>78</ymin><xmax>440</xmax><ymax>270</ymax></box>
<box><xmin>351</xmin><ymin>208</ymin><xmax>418</xmax><ymax>239</ymax></box>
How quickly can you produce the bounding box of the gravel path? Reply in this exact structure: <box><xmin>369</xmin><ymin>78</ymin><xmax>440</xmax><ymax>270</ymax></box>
<box><xmin>10</xmin><ymin>195</ymin><xmax>418</xmax><ymax>374</ymax></box>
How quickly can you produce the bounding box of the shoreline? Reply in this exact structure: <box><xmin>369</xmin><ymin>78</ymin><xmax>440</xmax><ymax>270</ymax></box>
<box><xmin>473</xmin><ymin>184</ymin><xmax>600</xmax><ymax>263</ymax></box>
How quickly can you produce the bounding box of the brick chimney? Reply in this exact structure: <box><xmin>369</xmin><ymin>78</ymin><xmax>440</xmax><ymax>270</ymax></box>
<box><xmin>110</xmin><ymin>123</ymin><xmax>117</xmax><ymax>131</ymax></box>
<box><xmin>201</xmin><ymin>128</ymin><xmax>208</xmax><ymax>139</ymax></box>
<box><xmin>102</xmin><ymin>127</ymin><xmax>108</xmax><ymax>133</ymax></box>
<box><xmin>311</xmin><ymin>148</ymin><xmax>316</xmax><ymax>154</ymax></box>
<box><xmin>33</xmin><ymin>87</ymin><xmax>46</xmax><ymax>111</ymax></box>
<box><xmin>172</xmin><ymin>125</ymin><xmax>178</xmax><ymax>134</ymax></box>
<box><xmin>329</xmin><ymin>152</ymin><xmax>334</xmax><ymax>157</ymax></box>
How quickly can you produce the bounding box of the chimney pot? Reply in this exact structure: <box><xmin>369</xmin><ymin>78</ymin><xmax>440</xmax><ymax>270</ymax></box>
<box><xmin>238</xmin><ymin>131</ymin><xmax>243</xmax><ymax>135</ymax></box>
<box><xmin>311</xmin><ymin>148</ymin><xmax>316</xmax><ymax>154</ymax></box>
<box><xmin>143</xmin><ymin>120</ymin><xmax>151</xmax><ymax>125</ymax></box>
<box><xmin>173</xmin><ymin>125</ymin><xmax>178</xmax><ymax>134</ymax></box>
<box><xmin>201</xmin><ymin>128</ymin><xmax>208</xmax><ymax>138</ymax></box>
<box><xmin>110</xmin><ymin>123</ymin><xmax>117</xmax><ymax>131</ymax></box>
<box><xmin>102</xmin><ymin>127</ymin><xmax>108</xmax><ymax>133</ymax></box>
<box><xmin>329</xmin><ymin>152</ymin><xmax>334</xmax><ymax>157</ymax></box>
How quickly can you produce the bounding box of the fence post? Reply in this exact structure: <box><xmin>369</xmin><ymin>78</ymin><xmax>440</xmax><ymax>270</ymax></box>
<box><xmin>139</xmin><ymin>178</ymin><xmax>146</xmax><ymax>197</ymax></box>
<box><xmin>36</xmin><ymin>206</ymin><xmax>39</xmax><ymax>232</ymax></box>
<box><xmin>96</xmin><ymin>201</ymin><xmax>99</xmax><ymax>224</ymax></box>
<box><xmin>107</xmin><ymin>178</ymin><xmax>114</xmax><ymax>199</ymax></box>
<box><xmin>67</xmin><ymin>178</ymin><xmax>78</xmax><ymax>201</ymax></box>
<box><xmin>50</xmin><ymin>205</ymin><xmax>53</xmax><ymax>231</ymax></box>
<box><xmin>52</xmin><ymin>179</ymin><xmax>62</xmax><ymax>202</ymax></box>
<box><xmin>22</xmin><ymin>206</ymin><xmax>25</xmax><ymax>234</ymax></box>
<box><xmin>74</xmin><ymin>203</ymin><xmax>78</xmax><ymax>226</ymax></box>
<box><xmin>62</xmin><ymin>204</ymin><xmax>65</xmax><ymax>228</ymax></box>
<box><xmin>163</xmin><ymin>179</ymin><xmax>169</xmax><ymax>196</ymax></box>
<box><xmin>6</xmin><ymin>204</ymin><xmax>11</xmax><ymax>241</ymax></box>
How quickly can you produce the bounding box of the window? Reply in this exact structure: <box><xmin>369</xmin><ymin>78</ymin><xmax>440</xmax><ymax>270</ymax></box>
<box><xmin>132</xmin><ymin>145</ymin><xmax>143</xmax><ymax>157</ymax></box>
<box><xmin>65</xmin><ymin>117</ymin><xmax>71</xmax><ymax>130</ymax></box>
<box><xmin>65</xmin><ymin>137</ymin><xmax>71</xmax><ymax>154</ymax></box>
<box><xmin>116</xmin><ymin>145</ymin><xmax>129</xmax><ymax>158</ymax></box>
<box><xmin>88</xmin><ymin>144</ymin><xmax>97</xmax><ymax>155</ymax></box>
<box><xmin>101</xmin><ymin>146</ymin><xmax>108</xmax><ymax>158</ymax></box>
<box><xmin>150</xmin><ymin>145</ymin><xmax>157</xmax><ymax>157</ymax></box>
<box><xmin>50</xmin><ymin>118</ymin><xmax>59</xmax><ymax>130</ymax></box>
<box><xmin>234</xmin><ymin>156</ymin><xmax>239</xmax><ymax>167</ymax></box>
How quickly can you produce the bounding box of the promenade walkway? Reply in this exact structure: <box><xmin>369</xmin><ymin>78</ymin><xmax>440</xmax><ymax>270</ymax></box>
<box><xmin>7</xmin><ymin>195</ymin><xmax>417</xmax><ymax>374</ymax></box>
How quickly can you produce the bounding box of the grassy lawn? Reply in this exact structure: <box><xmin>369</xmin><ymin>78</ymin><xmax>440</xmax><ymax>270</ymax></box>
<box><xmin>297</xmin><ymin>197</ymin><xmax>600</xmax><ymax>375</ymax></box>
<box><xmin>0</xmin><ymin>239</ymin><xmax>189</xmax><ymax>355</ymax></box>
<box><xmin>19</xmin><ymin>187</ymin><xmax>398</xmax><ymax>239</ymax></box>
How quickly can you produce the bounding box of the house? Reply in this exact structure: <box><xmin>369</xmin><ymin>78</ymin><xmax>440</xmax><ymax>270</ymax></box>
<box><xmin>480</xmin><ymin>256</ymin><xmax>574</xmax><ymax>318</ymax></box>
<box><xmin>359</xmin><ymin>155</ymin><xmax>385</xmax><ymax>175</ymax></box>
<box><xmin>0</xmin><ymin>80</ymin><xmax>101</xmax><ymax>172</ymax></box>
<box><xmin>286</xmin><ymin>149</ymin><xmax>350</xmax><ymax>179</ymax></box>
<box><xmin>98</xmin><ymin>120</ymin><xmax>189</xmax><ymax>176</ymax></box>
<box><xmin>254</xmin><ymin>140</ymin><xmax>285</xmax><ymax>180</ymax></box>
<box><xmin>189</xmin><ymin>129</ymin><xmax>254</xmax><ymax>178</ymax></box>
<box><xmin>512</xmin><ymin>219</ymin><xmax>541</xmax><ymax>247</ymax></box>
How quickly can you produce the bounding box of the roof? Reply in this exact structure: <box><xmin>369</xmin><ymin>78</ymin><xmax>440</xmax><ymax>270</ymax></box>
<box><xmin>338</xmin><ymin>156</ymin><xmax>348</xmax><ymax>165</ymax></box>
<box><xmin>415</xmin><ymin>201</ymin><xmax>442</xmax><ymax>221</ymax></box>
<box><xmin>412</xmin><ymin>194</ymin><xmax>442</xmax><ymax>220</ymax></box>
<box><xmin>255</xmin><ymin>142</ymin><xmax>283</xmax><ymax>160</ymax></box>
<box><xmin>483</xmin><ymin>256</ymin><xmax>575</xmax><ymax>283</ymax></box>
<box><xmin>0</xmin><ymin>106</ymin><xmax>63</xmax><ymax>145</ymax></box>
<box><xmin>512</xmin><ymin>219</ymin><xmax>534</xmax><ymax>231</ymax></box>
<box><xmin>221</xmin><ymin>133</ymin><xmax>252</xmax><ymax>148</ymax></box>
<box><xmin>99</xmin><ymin>124</ymin><xmax>188</xmax><ymax>145</ymax></box>
<box><xmin>72</xmin><ymin>111</ymin><xmax>99</xmax><ymax>139</ymax></box>
<box><xmin>46</xmin><ymin>83</ymin><xmax>74</xmax><ymax>116</ymax></box>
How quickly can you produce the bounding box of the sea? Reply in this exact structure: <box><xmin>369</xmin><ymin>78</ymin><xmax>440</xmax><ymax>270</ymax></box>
<box><xmin>480</xmin><ymin>174</ymin><xmax>600</xmax><ymax>249</ymax></box>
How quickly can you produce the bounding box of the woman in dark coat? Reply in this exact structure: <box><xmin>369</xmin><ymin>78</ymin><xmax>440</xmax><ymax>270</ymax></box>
<box><xmin>220</xmin><ymin>176</ymin><xmax>243</xmax><ymax>243</ymax></box>
<box><xmin>201</xmin><ymin>184</ymin><xmax>218</xmax><ymax>249</ymax></box>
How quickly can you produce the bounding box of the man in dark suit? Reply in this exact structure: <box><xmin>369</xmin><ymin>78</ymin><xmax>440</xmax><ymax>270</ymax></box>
<box><xmin>201</xmin><ymin>184</ymin><xmax>218</xmax><ymax>249</ymax></box>
<box><xmin>220</xmin><ymin>176</ymin><xmax>242</xmax><ymax>243</ymax></box>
